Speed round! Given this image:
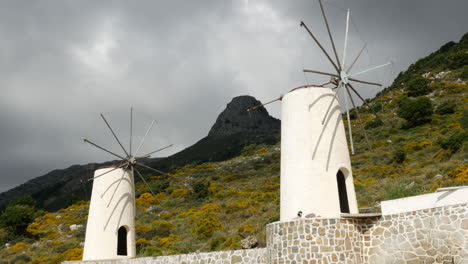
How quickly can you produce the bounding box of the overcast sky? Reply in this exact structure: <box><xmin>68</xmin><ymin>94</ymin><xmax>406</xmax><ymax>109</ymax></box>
<box><xmin>0</xmin><ymin>0</ymin><xmax>466</xmax><ymax>192</ymax></box>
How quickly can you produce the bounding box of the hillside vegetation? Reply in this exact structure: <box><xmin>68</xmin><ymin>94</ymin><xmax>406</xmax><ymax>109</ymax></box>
<box><xmin>0</xmin><ymin>33</ymin><xmax>467</xmax><ymax>263</ymax></box>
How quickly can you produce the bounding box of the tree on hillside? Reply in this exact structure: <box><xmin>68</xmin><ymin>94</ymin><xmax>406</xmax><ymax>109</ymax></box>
<box><xmin>0</xmin><ymin>197</ymin><xmax>38</xmax><ymax>235</ymax></box>
<box><xmin>406</xmin><ymin>75</ymin><xmax>431</xmax><ymax>97</ymax></box>
<box><xmin>0</xmin><ymin>205</ymin><xmax>35</xmax><ymax>235</ymax></box>
<box><xmin>397</xmin><ymin>97</ymin><xmax>433</xmax><ymax>127</ymax></box>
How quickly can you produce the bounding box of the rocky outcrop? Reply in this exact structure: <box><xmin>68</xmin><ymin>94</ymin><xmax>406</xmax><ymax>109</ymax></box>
<box><xmin>208</xmin><ymin>96</ymin><xmax>280</xmax><ymax>137</ymax></box>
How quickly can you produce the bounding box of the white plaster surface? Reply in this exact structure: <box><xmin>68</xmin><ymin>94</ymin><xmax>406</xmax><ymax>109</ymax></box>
<box><xmin>280</xmin><ymin>87</ymin><xmax>358</xmax><ymax>221</ymax></box>
<box><xmin>381</xmin><ymin>187</ymin><xmax>468</xmax><ymax>215</ymax></box>
<box><xmin>83</xmin><ymin>167</ymin><xmax>136</xmax><ymax>260</ymax></box>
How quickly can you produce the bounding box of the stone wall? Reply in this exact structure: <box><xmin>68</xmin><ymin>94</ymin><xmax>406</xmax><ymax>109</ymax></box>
<box><xmin>266</xmin><ymin>202</ymin><xmax>467</xmax><ymax>264</ymax></box>
<box><xmin>361</xmin><ymin>203</ymin><xmax>467</xmax><ymax>263</ymax></box>
<box><xmin>65</xmin><ymin>203</ymin><xmax>467</xmax><ymax>264</ymax></box>
<box><xmin>64</xmin><ymin>248</ymin><xmax>267</xmax><ymax>264</ymax></box>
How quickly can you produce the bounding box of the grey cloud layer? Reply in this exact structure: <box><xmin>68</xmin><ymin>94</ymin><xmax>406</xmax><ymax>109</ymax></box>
<box><xmin>0</xmin><ymin>0</ymin><xmax>467</xmax><ymax>192</ymax></box>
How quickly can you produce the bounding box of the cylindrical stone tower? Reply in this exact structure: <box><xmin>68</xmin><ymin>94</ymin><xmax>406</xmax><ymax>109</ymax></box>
<box><xmin>83</xmin><ymin>167</ymin><xmax>136</xmax><ymax>260</ymax></box>
<box><xmin>280</xmin><ymin>87</ymin><xmax>358</xmax><ymax>221</ymax></box>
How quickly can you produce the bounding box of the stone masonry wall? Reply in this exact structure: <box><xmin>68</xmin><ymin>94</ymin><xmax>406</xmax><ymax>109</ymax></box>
<box><xmin>266</xmin><ymin>202</ymin><xmax>468</xmax><ymax>264</ymax></box>
<box><xmin>64</xmin><ymin>248</ymin><xmax>267</xmax><ymax>264</ymax></box>
<box><xmin>66</xmin><ymin>203</ymin><xmax>467</xmax><ymax>264</ymax></box>
<box><xmin>361</xmin><ymin>203</ymin><xmax>467</xmax><ymax>263</ymax></box>
<box><xmin>266</xmin><ymin>218</ymin><xmax>364</xmax><ymax>264</ymax></box>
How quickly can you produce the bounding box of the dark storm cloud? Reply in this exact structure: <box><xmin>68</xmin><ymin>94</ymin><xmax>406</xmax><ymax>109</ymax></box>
<box><xmin>0</xmin><ymin>0</ymin><xmax>467</xmax><ymax>192</ymax></box>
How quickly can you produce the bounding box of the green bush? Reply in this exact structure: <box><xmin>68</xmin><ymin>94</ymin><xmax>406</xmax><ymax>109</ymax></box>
<box><xmin>365</xmin><ymin>119</ymin><xmax>384</xmax><ymax>129</ymax></box>
<box><xmin>435</xmin><ymin>101</ymin><xmax>456</xmax><ymax>115</ymax></box>
<box><xmin>0</xmin><ymin>205</ymin><xmax>35</xmax><ymax>235</ymax></box>
<box><xmin>461</xmin><ymin>65</ymin><xmax>468</xmax><ymax>79</ymax></box>
<box><xmin>441</xmin><ymin>132</ymin><xmax>468</xmax><ymax>151</ymax></box>
<box><xmin>406</xmin><ymin>75</ymin><xmax>431</xmax><ymax>97</ymax></box>
<box><xmin>460</xmin><ymin>110</ymin><xmax>468</xmax><ymax>129</ymax></box>
<box><xmin>9</xmin><ymin>254</ymin><xmax>31</xmax><ymax>264</ymax></box>
<box><xmin>397</xmin><ymin>97</ymin><xmax>433</xmax><ymax>127</ymax></box>
<box><xmin>10</xmin><ymin>196</ymin><xmax>36</xmax><ymax>208</ymax></box>
<box><xmin>241</xmin><ymin>144</ymin><xmax>257</xmax><ymax>156</ymax></box>
<box><xmin>150</xmin><ymin>178</ymin><xmax>170</xmax><ymax>194</ymax></box>
<box><xmin>392</xmin><ymin>148</ymin><xmax>406</xmax><ymax>164</ymax></box>
<box><xmin>191</xmin><ymin>179</ymin><xmax>210</xmax><ymax>200</ymax></box>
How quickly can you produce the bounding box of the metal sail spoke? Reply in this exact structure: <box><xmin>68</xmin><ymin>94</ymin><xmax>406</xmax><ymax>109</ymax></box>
<box><xmin>348</xmin><ymin>78</ymin><xmax>382</xmax><ymax>87</ymax></box>
<box><xmin>87</xmin><ymin>162</ymin><xmax>129</xmax><ymax>182</ymax></box>
<box><xmin>342</xmin><ymin>9</ymin><xmax>350</xmax><ymax>69</ymax></box>
<box><xmin>300</xmin><ymin>21</ymin><xmax>340</xmax><ymax>73</ymax></box>
<box><xmin>303</xmin><ymin>69</ymin><xmax>339</xmax><ymax>78</ymax></box>
<box><xmin>343</xmin><ymin>84</ymin><xmax>355</xmax><ymax>155</ymax></box>
<box><xmin>318</xmin><ymin>0</ymin><xmax>341</xmax><ymax>71</ymax></box>
<box><xmin>322</xmin><ymin>84</ymin><xmax>341</xmax><ymax>125</ymax></box>
<box><xmin>348</xmin><ymin>62</ymin><xmax>392</xmax><ymax>78</ymax></box>
<box><xmin>134</xmin><ymin>120</ymin><xmax>156</xmax><ymax>157</ymax></box>
<box><xmin>130</xmin><ymin>107</ymin><xmax>133</xmax><ymax>156</ymax></box>
<box><xmin>140</xmin><ymin>144</ymin><xmax>174</xmax><ymax>159</ymax></box>
<box><xmin>136</xmin><ymin>162</ymin><xmax>169</xmax><ymax>176</ymax></box>
<box><xmin>344</xmin><ymin>84</ymin><xmax>371</xmax><ymax>149</ymax></box>
<box><xmin>83</xmin><ymin>139</ymin><xmax>126</xmax><ymax>160</ymax></box>
<box><xmin>347</xmin><ymin>42</ymin><xmax>366</xmax><ymax>73</ymax></box>
<box><xmin>101</xmin><ymin>114</ymin><xmax>130</xmax><ymax>157</ymax></box>
<box><xmin>136</xmin><ymin>162</ymin><xmax>171</xmax><ymax>177</ymax></box>
<box><xmin>134</xmin><ymin>168</ymin><xmax>161</xmax><ymax>204</ymax></box>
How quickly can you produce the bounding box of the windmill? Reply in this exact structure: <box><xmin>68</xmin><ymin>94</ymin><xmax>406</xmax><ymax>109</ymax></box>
<box><xmin>248</xmin><ymin>0</ymin><xmax>391</xmax><ymax>221</ymax></box>
<box><xmin>82</xmin><ymin>108</ymin><xmax>172</xmax><ymax>260</ymax></box>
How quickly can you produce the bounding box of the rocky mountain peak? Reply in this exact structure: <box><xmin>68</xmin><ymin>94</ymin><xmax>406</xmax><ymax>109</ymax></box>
<box><xmin>208</xmin><ymin>95</ymin><xmax>280</xmax><ymax>137</ymax></box>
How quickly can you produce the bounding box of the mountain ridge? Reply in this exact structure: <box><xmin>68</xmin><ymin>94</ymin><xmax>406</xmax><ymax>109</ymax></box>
<box><xmin>0</xmin><ymin>95</ymin><xmax>280</xmax><ymax>211</ymax></box>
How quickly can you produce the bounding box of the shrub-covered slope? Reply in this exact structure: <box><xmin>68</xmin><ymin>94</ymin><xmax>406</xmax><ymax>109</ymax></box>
<box><xmin>0</xmin><ymin>33</ymin><xmax>467</xmax><ymax>263</ymax></box>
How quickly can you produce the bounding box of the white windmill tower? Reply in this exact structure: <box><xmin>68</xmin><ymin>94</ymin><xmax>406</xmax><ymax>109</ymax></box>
<box><xmin>249</xmin><ymin>0</ymin><xmax>390</xmax><ymax>221</ymax></box>
<box><xmin>82</xmin><ymin>109</ymin><xmax>172</xmax><ymax>260</ymax></box>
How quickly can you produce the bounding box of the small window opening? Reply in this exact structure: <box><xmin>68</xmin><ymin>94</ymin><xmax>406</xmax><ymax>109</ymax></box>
<box><xmin>117</xmin><ymin>226</ymin><xmax>127</xmax><ymax>256</ymax></box>
<box><xmin>336</xmin><ymin>170</ymin><xmax>350</xmax><ymax>213</ymax></box>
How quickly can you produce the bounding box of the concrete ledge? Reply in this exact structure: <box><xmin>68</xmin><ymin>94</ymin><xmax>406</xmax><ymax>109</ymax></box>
<box><xmin>381</xmin><ymin>187</ymin><xmax>468</xmax><ymax>215</ymax></box>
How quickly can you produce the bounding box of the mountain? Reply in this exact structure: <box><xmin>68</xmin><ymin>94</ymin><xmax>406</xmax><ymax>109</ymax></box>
<box><xmin>0</xmin><ymin>96</ymin><xmax>280</xmax><ymax>211</ymax></box>
<box><xmin>148</xmin><ymin>96</ymin><xmax>280</xmax><ymax>171</ymax></box>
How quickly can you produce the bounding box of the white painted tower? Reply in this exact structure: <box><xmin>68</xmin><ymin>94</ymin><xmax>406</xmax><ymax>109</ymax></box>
<box><xmin>83</xmin><ymin>167</ymin><xmax>136</xmax><ymax>260</ymax></box>
<box><xmin>280</xmin><ymin>87</ymin><xmax>358</xmax><ymax>221</ymax></box>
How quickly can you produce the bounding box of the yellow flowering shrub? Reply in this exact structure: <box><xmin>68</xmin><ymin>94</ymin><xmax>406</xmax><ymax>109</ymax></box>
<box><xmin>404</xmin><ymin>140</ymin><xmax>432</xmax><ymax>152</ymax></box>
<box><xmin>8</xmin><ymin>242</ymin><xmax>30</xmax><ymax>251</ymax></box>
<box><xmin>264</xmin><ymin>183</ymin><xmax>280</xmax><ymax>191</ymax></box>
<box><xmin>188</xmin><ymin>163</ymin><xmax>216</xmax><ymax>172</ymax></box>
<box><xmin>32</xmin><ymin>257</ymin><xmax>50</xmax><ymax>264</ymax></box>
<box><xmin>208</xmin><ymin>183</ymin><xmax>217</xmax><ymax>193</ymax></box>
<box><xmin>237</xmin><ymin>224</ymin><xmax>255</xmax><ymax>234</ymax></box>
<box><xmin>354</xmin><ymin>177</ymin><xmax>377</xmax><ymax>186</ymax></box>
<box><xmin>136</xmin><ymin>238</ymin><xmax>148</xmax><ymax>246</ymax></box>
<box><xmin>223</xmin><ymin>173</ymin><xmax>237</xmax><ymax>182</ymax></box>
<box><xmin>58</xmin><ymin>248</ymin><xmax>83</xmax><ymax>261</ymax></box>
<box><xmin>448</xmin><ymin>164</ymin><xmax>468</xmax><ymax>182</ymax></box>
<box><xmin>371</xmin><ymin>141</ymin><xmax>388</xmax><ymax>148</ymax></box>
<box><xmin>257</xmin><ymin>148</ymin><xmax>269</xmax><ymax>154</ymax></box>
<box><xmin>431</xmin><ymin>184</ymin><xmax>441</xmax><ymax>192</ymax></box>
<box><xmin>157</xmin><ymin>234</ymin><xmax>179</xmax><ymax>247</ymax></box>
<box><xmin>192</xmin><ymin>213</ymin><xmax>225</xmax><ymax>238</ymax></box>
<box><xmin>171</xmin><ymin>189</ymin><xmax>189</xmax><ymax>198</ymax></box>
<box><xmin>226</xmin><ymin>199</ymin><xmax>262</xmax><ymax>213</ymax></box>
<box><xmin>136</xmin><ymin>224</ymin><xmax>151</xmax><ymax>233</ymax></box>
<box><xmin>136</xmin><ymin>192</ymin><xmax>167</xmax><ymax>206</ymax></box>
<box><xmin>151</xmin><ymin>220</ymin><xmax>175</xmax><ymax>231</ymax></box>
